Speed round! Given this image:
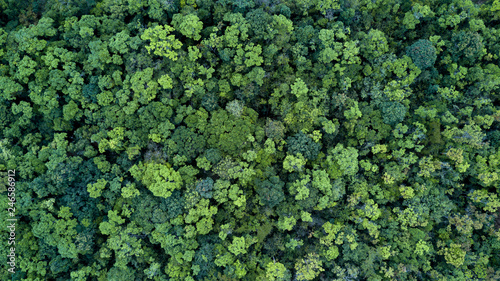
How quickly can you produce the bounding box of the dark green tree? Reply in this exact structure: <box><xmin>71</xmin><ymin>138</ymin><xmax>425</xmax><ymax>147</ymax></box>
<box><xmin>196</xmin><ymin>177</ymin><xmax>214</xmax><ymax>199</ymax></box>
<box><xmin>166</xmin><ymin>126</ymin><xmax>206</xmax><ymax>163</ymax></box>
<box><xmin>406</xmin><ymin>39</ymin><xmax>437</xmax><ymax>70</ymax></box>
<box><xmin>380</xmin><ymin>101</ymin><xmax>407</xmax><ymax>126</ymax></box>
<box><xmin>450</xmin><ymin>31</ymin><xmax>484</xmax><ymax>65</ymax></box>
<box><xmin>255</xmin><ymin>175</ymin><xmax>286</xmax><ymax>208</ymax></box>
<box><xmin>286</xmin><ymin>131</ymin><xmax>321</xmax><ymax>161</ymax></box>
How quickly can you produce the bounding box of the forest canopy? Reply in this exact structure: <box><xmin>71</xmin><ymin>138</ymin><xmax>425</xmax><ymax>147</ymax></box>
<box><xmin>1</xmin><ymin>0</ymin><xmax>500</xmax><ymax>280</ymax></box>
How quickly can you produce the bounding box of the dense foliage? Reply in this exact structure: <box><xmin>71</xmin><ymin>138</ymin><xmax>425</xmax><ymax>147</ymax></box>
<box><xmin>1</xmin><ymin>0</ymin><xmax>500</xmax><ymax>280</ymax></box>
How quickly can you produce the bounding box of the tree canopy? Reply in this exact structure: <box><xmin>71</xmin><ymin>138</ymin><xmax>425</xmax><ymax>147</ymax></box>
<box><xmin>1</xmin><ymin>0</ymin><xmax>500</xmax><ymax>280</ymax></box>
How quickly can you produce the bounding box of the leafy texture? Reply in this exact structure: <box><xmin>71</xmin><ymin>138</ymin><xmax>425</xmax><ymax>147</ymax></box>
<box><xmin>2</xmin><ymin>1</ymin><xmax>500</xmax><ymax>280</ymax></box>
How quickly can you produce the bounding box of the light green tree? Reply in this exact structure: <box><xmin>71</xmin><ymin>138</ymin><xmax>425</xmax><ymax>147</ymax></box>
<box><xmin>294</xmin><ymin>253</ymin><xmax>324</xmax><ymax>281</ymax></box>
<box><xmin>129</xmin><ymin>162</ymin><xmax>182</xmax><ymax>199</ymax></box>
<box><xmin>141</xmin><ymin>24</ymin><xmax>182</xmax><ymax>60</ymax></box>
<box><xmin>228</xmin><ymin>236</ymin><xmax>247</xmax><ymax>256</ymax></box>
<box><xmin>283</xmin><ymin>153</ymin><xmax>307</xmax><ymax>173</ymax></box>
<box><xmin>171</xmin><ymin>13</ymin><xmax>203</xmax><ymax>40</ymax></box>
<box><xmin>277</xmin><ymin>215</ymin><xmax>297</xmax><ymax>231</ymax></box>
<box><xmin>265</xmin><ymin>260</ymin><xmax>288</xmax><ymax>281</ymax></box>
<box><xmin>441</xmin><ymin>243</ymin><xmax>466</xmax><ymax>268</ymax></box>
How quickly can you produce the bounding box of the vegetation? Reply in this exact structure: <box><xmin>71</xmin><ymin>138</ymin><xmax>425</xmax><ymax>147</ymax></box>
<box><xmin>1</xmin><ymin>0</ymin><xmax>500</xmax><ymax>280</ymax></box>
